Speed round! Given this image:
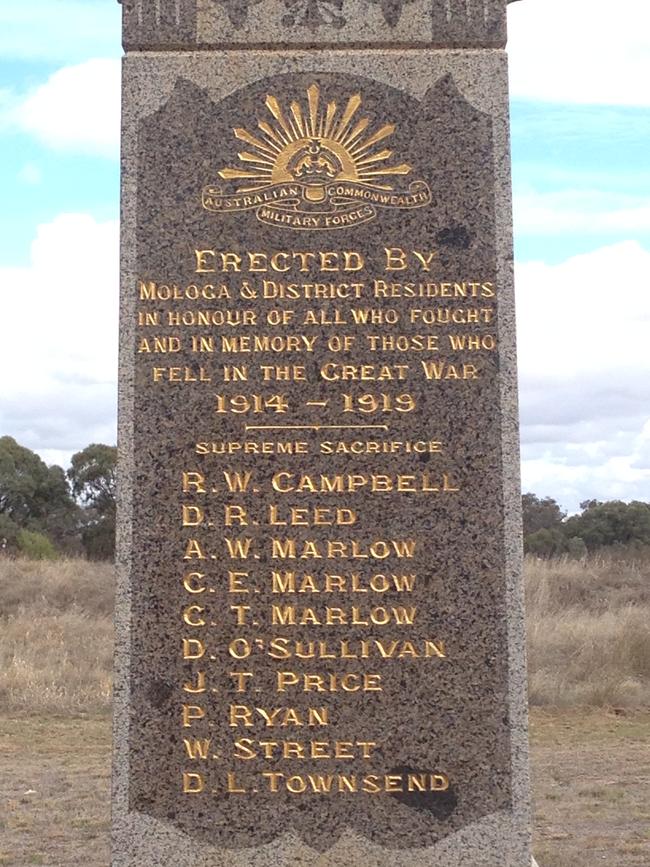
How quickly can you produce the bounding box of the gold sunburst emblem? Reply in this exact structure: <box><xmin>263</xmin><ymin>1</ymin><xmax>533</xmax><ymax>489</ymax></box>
<box><xmin>202</xmin><ymin>84</ymin><xmax>431</xmax><ymax>230</ymax></box>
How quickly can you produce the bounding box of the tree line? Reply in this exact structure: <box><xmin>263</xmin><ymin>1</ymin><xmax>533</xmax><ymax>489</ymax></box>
<box><xmin>522</xmin><ymin>493</ymin><xmax>650</xmax><ymax>557</ymax></box>
<box><xmin>0</xmin><ymin>436</ymin><xmax>116</xmax><ymax>559</ymax></box>
<box><xmin>2</xmin><ymin>435</ymin><xmax>649</xmax><ymax>560</ymax></box>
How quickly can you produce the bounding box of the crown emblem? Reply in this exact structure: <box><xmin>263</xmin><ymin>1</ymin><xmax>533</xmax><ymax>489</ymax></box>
<box><xmin>202</xmin><ymin>84</ymin><xmax>431</xmax><ymax>230</ymax></box>
<box><xmin>289</xmin><ymin>140</ymin><xmax>340</xmax><ymax>191</ymax></box>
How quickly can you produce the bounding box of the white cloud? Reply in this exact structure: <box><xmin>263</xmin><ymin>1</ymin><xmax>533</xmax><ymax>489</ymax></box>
<box><xmin>514</xmin><ymin>190</ymin><xmax>650</xmax><ymax>236</ymax></box>
<box><xmin>522</xmin><ymin>445</ymin><xmax>650</xmax><ymax>514</ymax></box>
<box><xmin>12</xmin><ymin>59</ymin><xmax>121</xmax><ymax>159</ymax></box>
<box><xmin>517</xmin><ymin>241</ymin><xmax>650</xmax><ymax>379</ymax></box>
<box><xmin>0</xmin><ymin>1</ymin><xmax>120</xmax><ymax>63</ymax></box>
<box><xmin>516</xmin><ymin>241</ymin><xmax>650</xmax><ymax>509</ymax></box>
<box><xmin>17</xmin><ymin>163</ymin><xmax>43</xmax><ymax>186</ymax></box>
<box><xmin>0</xmin><ymin>213</ymin><xmax>119</xmax><ymax>467</ymax></box>
<box><xmin>508</xmin><ymin>0</ymin><xmax>650</xmax><ymax>106</ymax></box>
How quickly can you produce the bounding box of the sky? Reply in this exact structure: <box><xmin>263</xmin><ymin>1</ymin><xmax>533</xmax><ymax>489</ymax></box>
<box><xmin>0</xmin><ymin>0</ymin><xmax>649</xmax><ymax>512</ymax></box>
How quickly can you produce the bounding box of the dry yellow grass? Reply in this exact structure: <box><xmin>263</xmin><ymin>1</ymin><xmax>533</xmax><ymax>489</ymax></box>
<box><xmin>0</xmin><ymin>558</ymin><xmax>114</xmax><ymax>618</ymax></box>
<box><xmin>0</xmin><ymin>552</ymin><xmax>649</xmax><ymax>713</ymax></box>
<box><xmin>525</xmin><ymin>554</ymin><xmax>650</xmax><ymax>707</ymax></box>
<box><xmin>0</xmin><ymin>558</ymin><xmax>113</xmax><ymax>715</ymax></box>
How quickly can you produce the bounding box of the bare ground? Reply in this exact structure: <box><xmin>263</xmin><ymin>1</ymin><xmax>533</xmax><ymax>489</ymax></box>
<box><xmin>0</xmin><ymin>717</ymin><xmax>110</xmax><ymax>867</ymax></box>
<box><xmin>0</xmin><ymin>710</ymin><xmax>649</xmax><ymax>866</ymax></box>
<box><xmin>530</xmin><ymin>710</ymin><xmax>650</xmax><ymax>866</ymax></box>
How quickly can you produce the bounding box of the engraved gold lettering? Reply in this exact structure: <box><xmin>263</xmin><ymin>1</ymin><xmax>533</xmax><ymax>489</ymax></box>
<box><xmin>223</xmin><ymin>471</ymin><xmax>254</xmax><ymax>492</ymax></box>
<box><xmin>224</xmin><ymin>538</ymin><xmax>253</xmax><ymax>559</ymax></box>
<box><xmin>182</xmin><ymin>772</ymin><xmax>205</xmax><ymax>793</ymax></box>
<box><xmin>183</xmin><ymin>671</ymin><xmax>207</xmax><ymax>694</ymax></box>
<box><xmin>267</xmin><ymin>506</ymin><xmax>356</xmax><ymax>527</ymax></box>
<box><xmin>194</xmin><ymin>250</ymin><xmax>215</xmax><ymax>272</ymax></box>
<box><xmin>276</xmin><ymin>671</ymin><xmax>382</xmax><ymax>692</ymax></box>
<box><xmin>259</xmin><ymin>772</ymin><xmax>450</xmax><ymax>794</ymax></box>
<box><xmin>320</xmin><ymin>363</ymin><xmax>409</xmax><ymax>381</ymax></box>
<box><xmin>225</xmin><ymin>505</ymin><xmax>249</xmax><ymax>526</ymax></box>
<box><xmin>270</xmin><ymin>472</ymin><xmax>455</xmax><ymax>494</ymax></box>
<box><xmin>182</xmin><ymin>705</ymin><xmax>206</xmax><ymax>727</ymax></box>
<box><xmin>182</xmin><ymin>638</ymin><xmax>206</xmax><ymax>660</ymax></box>
<box><xmin>152</xmin><ymin>366</ymin><xmax>211</xmax><ymax>382</ymax></box>
<box><xmin>228</xmin><ymin>571</ymin><xmax>249</xmax><ymax>593</ymax></box>
<box><xmin>270</xmin><ymin>538</ymin><xmax>416</xmax><ymax>560</ymax></box>
<box><xmin>183</xmin><ymin>738</ymin><xmax>211</xmax><ymax>760</ymax></box>
<box><xmin>194</xmin><ymin>250</ymin><xmax>364</xmax><ymax>274</ymax></box>
<box><xmin>230</xmin><ymin>604</ymin><xmax>251</xmax><ymax>626</ymax></box>
<box><xmin>229</xmin><ymin>639</ymin><xmax>252</xmax><ymax>659</ymax></box>
<box><xmin>384</xmin><ymin>247</ymin><xmax>407</xmax><ymax>270</ymax></box>
<box><xmin>183</xmin><ymin>605</ymin><xmax>206</xmax><ymax>627</ymax></box>
<box><xmin>261</xmin><ymin>365</ymin><xmax>306</xmax><ymax>381</ymax></box>
<box><xmin>270</xmin><ymin>571</ymin><xmax>416</xmax><ymax>594</ymax></box>
<box><xmin>421</xmin><ymin>361</ymin><xmax>480</xmax><ymax>380</ymax></box>
<box><xmin>228</xmin><ymin>705</ymin><xmax>329</xmax><ymax>728</ymax></box>
<box><xmin>227</xmin><ymin>772</ymin><xmax>246</xmax><ymax>793</ymax></box>
<box><xmin>183</xmin><ymin>471</ymin><xmax>206</xmax><ymax>493</ymax></box>
<box><xmin>182</xmin><ymin>505</ymin><xmax>204</xmax><ymax>526</ymax></box>
<box><xmin>183</xmin><ymin>539</ymin><xmax>206</xmax><ymax>560</ymax></box>
<box><xmin>138</xmin><ymin>337</ymin><xmax>181</xmax><ymax>354</ymax></box>
<box><xmin>229</xmin><ymin>672</ymin><xmax>254</xmax><ymax>692</ymax></box>
<box><xmin>183</xmin><ymin>572</ymin><xmax>207</xmax><ymax>594</ymax></box>
<box><xmin>271</xmin><ymin>605</ymin><xmax>417</xmax><ymax>626</ymax></box>
<box><xmin>266</xmin><ymin>637</ymin><xmax>445</xmax><ymax>660</ymax></box>
<box><xmin>232</xmin><ymin>739</ymin><xmax>377</xmax><ymax>760</ymax></box>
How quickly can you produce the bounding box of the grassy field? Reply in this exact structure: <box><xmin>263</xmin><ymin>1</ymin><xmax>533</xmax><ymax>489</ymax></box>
<box><xmin>0</xmin><ymin>554</ymin><xmax>649</xmax><ymax>865</ymax></box>
<box><xmin>1</xmin><ymin>711</ymin><xmax>648</xmax><ymax>866</ymax></box>
<box><xmin>0</xmin><ymin>559</ymin><xmax>113</xmax><ymax>716</ymax></box>
<box><xmin>525</xmin><ymin>553</ymin><xmax>650</xmax><ymax>707</ymax></box>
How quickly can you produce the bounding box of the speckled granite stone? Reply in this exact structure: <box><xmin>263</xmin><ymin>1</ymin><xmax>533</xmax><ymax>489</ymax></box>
<box><xmin>114</xmin><ymin>46</ymin><xmax>531</xmax><ymax>865</ymax></box>
<box><xmin>118</xmin><ymin>0</ymin><xmax>520</xmax><ymax>49</ymax></box>
<box><xmin>115</xmin><ymin>0</ymin><xmax>531</xmax><ymax>845</ymax></box>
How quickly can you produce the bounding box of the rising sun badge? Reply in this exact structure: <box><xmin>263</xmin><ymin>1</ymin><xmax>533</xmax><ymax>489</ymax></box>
<box><xmin>202</xmin><ymin>84</ymin><xmax>432</xmax><ymax>230</ymax></box>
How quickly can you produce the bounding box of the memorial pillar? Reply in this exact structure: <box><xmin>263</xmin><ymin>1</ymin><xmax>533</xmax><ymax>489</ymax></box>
<box><xmin>113</xmin><ymin>1</ymin><xmax>532</xmax><ymax>863</ymax></box>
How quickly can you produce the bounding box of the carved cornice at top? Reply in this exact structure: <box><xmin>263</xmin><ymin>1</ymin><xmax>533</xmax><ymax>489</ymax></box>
<box><xmin>118</xmin><ymin>0</ymin><xmax>518</xmax><ymax>50</ymax></box>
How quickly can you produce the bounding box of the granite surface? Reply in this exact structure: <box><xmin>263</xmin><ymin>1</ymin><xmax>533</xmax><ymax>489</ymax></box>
<box><xmin>113</xmin><ymin>49</ymin><xmax>531</xmax><ymax>866</ymax></box>
<box><xmin>119</xmin><ymin>0</ymin><xmax>514</xmax><ymax>49</ymax></box>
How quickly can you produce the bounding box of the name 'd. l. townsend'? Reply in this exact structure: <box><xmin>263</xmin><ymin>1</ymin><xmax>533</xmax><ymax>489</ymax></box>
<box><xmin>184</xmin><ymin>770</ymin><xmax>451</xmax><ymax>796</ymax></box>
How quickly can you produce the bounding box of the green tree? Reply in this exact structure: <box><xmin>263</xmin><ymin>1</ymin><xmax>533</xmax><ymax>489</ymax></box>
<box><xmin>565</xmin><ymin>536</ymin><xmax>588</xmax><ymax>560</ymax></box>
<box><xmin>68</xmin><ymin>444</ymin><xmax>117</xmax><ymax>559</ymax></box>
<box><xmin>0</xmin><ymin>513</ymin><xmax>19</xmax><ymax>551</ymax></box>
<box><xmin>524</xmin><ymin>527</ymin><xmax>567</xmax><ymax>557</ymax></box>
<box><xmin>521</xmin><ymin>493</ymin><xmax>566</xmax><ymax>537</ymax></box>
<box><xmin>0</xmin><ymin>436</ymin><xmax>79</xmax><ymax>551</ymax></box>
<box><xmin>68</xmin><ymin>444</ymin><xmax>117</xmax><ymax>511</ymax></box>
<box><xmin>522</xmin><ymin>493</ymin><xmax>567</xmax><ymax>554</ymax></box>
<box><xmin>0</xmin><ymin>435</ymin><xmax>51</xmax><ymax>523</ymax></box>
<box><xmin>564</xmin><ymin>500</ymin><xmax>650</xmax><ymax>550</ymax></box>
<box><xmin>17</xmin><ymin>529</ymin><xmax>58</xmax><ymax>560</ymax></box>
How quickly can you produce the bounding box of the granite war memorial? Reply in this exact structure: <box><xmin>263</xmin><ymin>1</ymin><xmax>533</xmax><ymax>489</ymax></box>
<box><xmin>112</xmin><ymin>0</ymin><xmax>532</xmax><ymax>863</ymax></box>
